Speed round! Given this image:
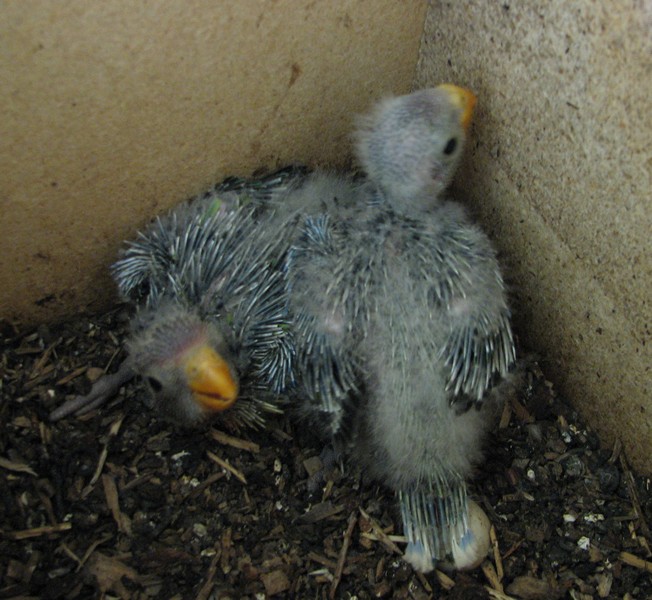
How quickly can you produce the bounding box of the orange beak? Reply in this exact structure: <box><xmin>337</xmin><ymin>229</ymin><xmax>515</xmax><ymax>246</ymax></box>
<box><xmin>438</xmin><ymin>84</ymin><xmax>477</xmax><ymax>132</ymax></box>
<box><xmin>181</xmin><ymin>344</ymin><xmax>239</xmax><ymax>412</ymax></box>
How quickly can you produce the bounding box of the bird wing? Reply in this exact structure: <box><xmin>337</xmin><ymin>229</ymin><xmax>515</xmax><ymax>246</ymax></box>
<box><xmin>114</xmin><ymin>195</ymin><xmax>298</xmax><ymax>392</ymax></box>
<box><xmin>286</xmin><ymin>213</ymin><xmax>365</xmax><ymax>437</ymax></box>
<box><xmin>417</xmin><ymin>209</ymin><xmax>516</xmax><ymax>406</ymax></box>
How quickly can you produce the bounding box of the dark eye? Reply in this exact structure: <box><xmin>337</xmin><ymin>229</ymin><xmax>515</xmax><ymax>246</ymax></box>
<box><xmin>443</xmin><ymin>137</ymin><xmax>457</xmax><ymax>155</ymax></box>
<box><xmin>147</xmin><ymin>376</ymin><xmax>162</xmax><ymax>392</ymax></box>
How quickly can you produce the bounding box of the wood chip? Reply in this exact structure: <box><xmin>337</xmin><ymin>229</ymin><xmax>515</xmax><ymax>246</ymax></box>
<box><xmin>87</xmin><ymin>551</ymin><xmax>140</xmax><ymax>595</ymax></box>
<box><xmin>261</xmin><ymin>569</ymin><xmax>290</xmax><ymax>596</ymax></box>
<box><xmin>510</xmin><ymin>396</ymin><xmax>535</xmax><ymax>423</ymax></box>
<box><xmin>505</xmin><ymin>575</ymin><xmax>561</xmax><ymax>599</ymax></box>
<box><xmin>302</xmin><ymin>455</ymin><xmax>323</xmax><ymax>477</ymax></box>
<box><xmin>102</xmin><ymin>474</ymin><xmax>132</xmax><ymax>536</ymax></box>
<box><xmin>0</xmin><ymin>455</ymin><xmax>38</xmax><ymax>476</ymax></box>
<box><xmin>498</xmin><ymin>398</ymin><xmax>513</xmax><ymax>429</ymax></box>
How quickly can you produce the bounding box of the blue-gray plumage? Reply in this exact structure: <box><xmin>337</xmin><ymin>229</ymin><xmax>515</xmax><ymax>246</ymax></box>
<box><xmin>285</xmin><ymin>85</ymin><xmax>515</xmax><ymax>571</ymax></box>
<box><xmin>50</xmin><ymin>169</ymin><xmax>307</xmax><ymax>428</ymax></box>
<box><xmin>49</xmin><ymin>84</ymin><xmax>516</xmax><ymax>574</ymax></box>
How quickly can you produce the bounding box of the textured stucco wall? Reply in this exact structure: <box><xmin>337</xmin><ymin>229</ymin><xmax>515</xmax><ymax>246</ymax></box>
<box><xmin>0</xmin><ymin>0</ymin><xmax>427</xmax><ymax>326</ymax></box>
<box><xmin>416</xmin><ymin>1</ymin><xmax>651</xmax><ymax>472</ymax></box>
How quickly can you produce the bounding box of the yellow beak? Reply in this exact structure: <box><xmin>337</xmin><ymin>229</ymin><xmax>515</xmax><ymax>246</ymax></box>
<box><xmin>182</xmin><ymin>344</ymin><xmax>239</xmax><ymax>412</ymax></box>
<box><xmin>438</xmin><ymin>84</ymin><xmax>477</xmax><ymax>132</ymax></box>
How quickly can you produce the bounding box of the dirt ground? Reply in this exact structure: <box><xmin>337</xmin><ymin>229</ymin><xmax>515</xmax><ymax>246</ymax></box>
<box><xmin>1</xmin><ymin>306</ymin><xmax>651</xmax><ymax>599</ymax></box>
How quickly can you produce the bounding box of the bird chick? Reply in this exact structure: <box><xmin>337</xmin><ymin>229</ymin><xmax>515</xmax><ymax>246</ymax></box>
<box><xmin>50</xmin><ymin>174</ymin><xmax>301</xmax><ymax>428</ymax></box>
<box><xmin>287</xmin><ymin>84</ymin><xmax>515</xmax><ymax>572</ymax></box>
<box><xmin>356</xmin><ymin>84</ymin><xmax>476</xmax><ymax>212</ymax></box>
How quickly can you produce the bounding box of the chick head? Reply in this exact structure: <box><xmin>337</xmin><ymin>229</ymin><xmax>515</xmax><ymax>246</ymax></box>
<box><xmin>128</xmin><ymin>305</ymin><xmax>239</xmax><ymax>427</ymax></box>
<box><xmin>355</xmin><ymin>84</ymin><xmax>476</xmax><ymax>211</ymax></box>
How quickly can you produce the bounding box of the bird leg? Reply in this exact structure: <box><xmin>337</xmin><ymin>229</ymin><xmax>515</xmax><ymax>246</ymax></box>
<box><xmin>49</xmin><ymin>360</ymin><xmax>135</xmax><ymax>421</ymax></box>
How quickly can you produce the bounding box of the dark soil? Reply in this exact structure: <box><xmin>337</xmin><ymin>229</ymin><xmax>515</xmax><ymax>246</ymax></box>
<box><xmin>1</xmin><ymin>307</ymin><xmax>651</xmax><ymax>599</ymax></box>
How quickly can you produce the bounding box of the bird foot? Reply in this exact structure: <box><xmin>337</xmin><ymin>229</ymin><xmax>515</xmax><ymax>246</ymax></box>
<box><xmin>403</xmin><ymin>541</ymin><xmax>436</xmax><ymax>573</ymax></box>
<box><xmin>450</xmin><ymin>500</ymin><xmax>491</xmax><ymax>570</ymax></box>
<box><xmin>49</xmin><ymin>361</ymin><xmax>135</xmax><ymax>421</ymax></box>
<box><xmin>403</xmin><ymin>500</ymin><xmax>491</xmax><ymax>573</ymax></box>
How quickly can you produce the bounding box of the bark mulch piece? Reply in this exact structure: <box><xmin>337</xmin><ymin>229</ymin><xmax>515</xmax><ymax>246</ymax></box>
<box><xmin>1</xmin><ymin>308</ymin><xmax>650</xmax><ymax>599</ymax></box>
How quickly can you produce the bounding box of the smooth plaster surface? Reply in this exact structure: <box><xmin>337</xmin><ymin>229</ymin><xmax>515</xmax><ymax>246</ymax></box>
<box><xmin>416</xmin><ymin>0</ymin><xmax>651</xmax><ymax>472</ymax></box>
<box><xmin>1</xmin><ymin>0</ymin><xmax>427</xmax><ymax>325</ymax></box>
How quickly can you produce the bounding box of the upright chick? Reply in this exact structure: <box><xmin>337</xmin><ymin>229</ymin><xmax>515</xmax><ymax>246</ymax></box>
<box><xmin>50</xmin><ymin>171</ymin><xmax>303</xmax><ymax>428</ymax></box>
<box><xmin>287</xmin><ymin>85</ymin><xmax>515</xmax><ymax>571</ymax></box>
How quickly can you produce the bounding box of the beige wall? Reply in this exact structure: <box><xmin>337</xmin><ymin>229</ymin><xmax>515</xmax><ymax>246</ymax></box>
<box><xmin>416</xmin><ymin>1</ymin><xmax>651</xmax><ymax>473</ymax></box>
<box><xmin>0</xmin><ymin>0</ymin><xmax>427</xmax><ymax>326</ymax></box>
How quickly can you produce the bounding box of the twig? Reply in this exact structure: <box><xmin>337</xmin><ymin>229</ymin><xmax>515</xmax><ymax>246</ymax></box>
<box><xmin>81</xmin><ymin>415</ymin><xmax>124</xmax><ymax>499</ymax></box>
<box><xmin>434</xmin><ymin>569</ymin><xmax>455</xmax><ymax>590</ymax></box>
<box><xmin>196</xmin><ymin>545</ymin><xmax>222</xmax><ymax>600</ymax></box>
<box><xmin>307</xmin><ymin>551</ymin><xmax>338</xmax><ymax>571</ymax></box>
<box><xmin>55</xmin><ymin>365</ymin><xmax>88</xmax><ymax>386</ymax></box>
<box><xmin>76</xmin><ymin>533</ymin><xmax>114</xmax><ymax>572</ymax></box>
<box><xmin>359</xmin><ymin>507</ymin><xmax>403</xmax><ymax>555</ymax></box>
<box><xmin>206</xmin><ymin>450</ymin><xmax>247</xmax><ymax>484</ymax></box>
<box><xmin>490</xmin><ymin>525</ymin><xmax>504</xmax><ymax>581</ymax></box>
<box><xmin>187</xmin><ymin>472</ymin><xmax>226</xmax><ymax>499</ymax></box>
<box><xmin>482</xmin><ymin>560</ymin><xmax>504</xmax><ymax>593</ymax></box>
<box><xmin>102</xmin><ymin>473</ymin><xmax>132</xmax><ymax>535</ymax></box>
<box><xmin>360</xmin><ymin>532</ymin><xmax>406</xmax><ymax>543</ymax></box>
<box><xmin>210</xmin><ymin>428</ymin><xmax>260</xmax><ymax>453</ymax></box>
<box><xmin>3</xmin><ymin>522</ymin><xmax>72</xmax><ymax>540</ymax></box>
<box><xmin>415</xmin><ymin>570</ymin><xmax>433</xmax><ymax>593</ymax></box>
<box><xmin>329</xmin><ymin>511</ymin><xmax>357</xmax><ymax>600</ymax></box>
<box><xmin>58</xmin><ymin>543</ymin><xmax>83</xmax><ymax>567</ymax></box>
<box><xmin>30</xmin><ymin>339</ymin><xmax>60</xmax><ymax>378</ymax></box>
<box><xmin>620</xmin><ymin>551</ymin><xmax>652</xmax><ymax>573</ymax></box>
<box><xmin>486</xmin><ymin>588</ymin><xmax>518</xmax><ymax>600</ymax></box>
<box><xmin>620</xmin><ymin>454</ymin><xmax>652</xmax><ymax>542</ymax></box>
<box><xmin>502</xmin><ymin>538</ymin><xmax>524</xmax><ymax>560</ymax></box>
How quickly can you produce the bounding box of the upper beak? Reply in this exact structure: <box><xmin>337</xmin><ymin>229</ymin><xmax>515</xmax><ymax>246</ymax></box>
<box><xmin>182</xmin><ymin>344</ymin><xmax>239</xmax><ymax>412</ymax></box>
<box><xmin>438</xmin><ymin>84</ymin><xmax>477</xmax><ymax>132</ymax></box>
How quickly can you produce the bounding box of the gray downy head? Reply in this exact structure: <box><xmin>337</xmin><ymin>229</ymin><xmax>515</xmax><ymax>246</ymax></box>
<box><xmin>355</xmin><ymin>84</ymin><xmax>476</xmax><ymax>212</ymax></box>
